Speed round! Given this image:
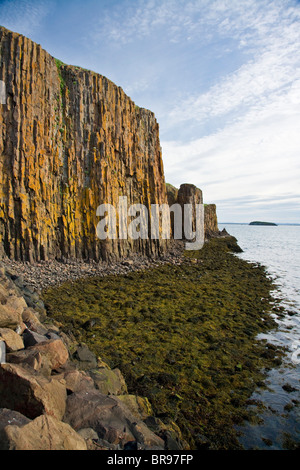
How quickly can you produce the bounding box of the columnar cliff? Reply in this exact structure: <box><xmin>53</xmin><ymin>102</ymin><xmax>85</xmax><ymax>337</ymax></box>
<box><xmin>204</xmin><ymin>204</ymin><xmax>219</xmax><ymax>238</ymax></box>
<box><xmin>166</xmin><ymin>183</ymin><xmax>219</xmax><ymax>239</ymax></box>
<box><xmin>0</xmin><ymin>26</ymin><xmax>168</xmax><ymax>262</ymax></box>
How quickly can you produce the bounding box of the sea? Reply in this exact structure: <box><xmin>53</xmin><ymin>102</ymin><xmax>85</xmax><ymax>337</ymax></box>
<box><xmin>219</xmin><ymin>223</ymin><xmax>300</xmax><ymax>450</ymax></box>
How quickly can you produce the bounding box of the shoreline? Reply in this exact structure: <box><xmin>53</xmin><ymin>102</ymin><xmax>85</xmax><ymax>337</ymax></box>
<box><xmin>42</xmin><ymin>236</ymin><xmax>285</xmax><ymax>449</ymax></box>
<box><xmin>1</xmin><ymin>240</ymin><xmax>186</xmax><ymax>293</ymax></box>
<box><xmin>1</xmin><ymin>232</ymin><xmax>229</xmax><ymax>292</ymax></box>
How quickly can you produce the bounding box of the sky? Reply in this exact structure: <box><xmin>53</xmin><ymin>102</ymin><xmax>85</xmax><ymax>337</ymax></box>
<box><xmin>0</xmin><ymin>0</ymin><xmax>300</xmax><ymax>223</ymax></box>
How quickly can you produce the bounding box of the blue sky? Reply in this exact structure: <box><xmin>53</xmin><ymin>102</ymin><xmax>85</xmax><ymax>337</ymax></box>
<box><xmin>1</xmin><ymin>0</ymin><xmax>300</xmax><ymax>223</ymax></box>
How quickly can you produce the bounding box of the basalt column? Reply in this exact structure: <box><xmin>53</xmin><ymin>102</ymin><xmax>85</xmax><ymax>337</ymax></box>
<box><xmin>0</xmin><ymin>26</ymin><xmax>169</xmax><ymax>262</ymax></box>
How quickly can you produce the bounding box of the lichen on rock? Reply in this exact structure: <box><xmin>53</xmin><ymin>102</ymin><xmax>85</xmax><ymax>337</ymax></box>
<box><xmin>0</xmin><ymin>26</ymin><xmax>168</xmax><ymax>262</ymax></box>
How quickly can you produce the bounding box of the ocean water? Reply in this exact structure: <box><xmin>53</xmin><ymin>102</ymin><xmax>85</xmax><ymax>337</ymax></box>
<box><xmin>219</xmin><ymin>224</ymin><xmax>300</xmax><ymax>449</ymax></box>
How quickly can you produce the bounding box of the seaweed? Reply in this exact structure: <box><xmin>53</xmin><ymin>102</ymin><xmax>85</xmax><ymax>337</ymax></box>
<box><xmin>43</xmin><ymin>237</ymin><xmax>284</xmax><ymax>449</ymax></box>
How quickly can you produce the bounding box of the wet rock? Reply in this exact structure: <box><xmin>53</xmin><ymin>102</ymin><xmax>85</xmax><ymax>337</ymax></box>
<box><xmin>194</xmin><ymin>433</ymin><xmax>211</xmax><ymax>449</ymax></box>
<box><xmin>163</xmin><ymin>430</ymin><xmax>184</xmax><ymax>450</ymax></box>
<box><xmin>81</xmin><ymin>318</ymin><xmax>101</xmax><ymax>331</ymax></box>
<box><xmin>144</xmin><ymin>416</ymin><xmax>186</xmax><ymax>450</ymax></box>
<box><xmin>282</xmin><ymin>383</ymin><xmax>298</xmax><ymax>393</ymax></box>
<box><xmin>262</xmin><ymin>437</ymin><xmax>273</xmax><ymax>447</ymax></box>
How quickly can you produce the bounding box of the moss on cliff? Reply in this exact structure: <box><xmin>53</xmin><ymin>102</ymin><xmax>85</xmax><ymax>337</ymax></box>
<box><xmin>43</xmin><ymin>237</ymin><xmax>284</xmax><ymax>449</ymax></box>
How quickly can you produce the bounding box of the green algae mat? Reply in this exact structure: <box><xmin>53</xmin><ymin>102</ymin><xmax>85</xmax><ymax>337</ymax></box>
<box><xmin>43</xmin><ymin>237</ymin><xmax>284</xmax><ymax>449</ymax></box>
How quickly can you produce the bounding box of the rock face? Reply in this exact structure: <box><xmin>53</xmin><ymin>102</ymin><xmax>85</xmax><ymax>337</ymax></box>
<box><xmin>166</xmin><ymin>183</ymin><xmax>219</xmax><ymax>239</ymax></box>
<box><xmin>204</xmin><ymin>204</ymin><xmax>219</xmax><ymax>238</ymax></box>
<box><xmin>0</xmin><ymin>26</ymin><xmax>168</xmax><ymax>262</ymax></box>
<box><xmin>177</xmin><ymin>184</ymin><xmax>203</xmax><ymax>236</ymax></box>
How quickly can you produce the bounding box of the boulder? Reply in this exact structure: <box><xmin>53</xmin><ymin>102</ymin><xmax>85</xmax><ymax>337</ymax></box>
<box><xmin>7</xmin><ymin>339</ymin><xmax>69</xmax><ymax>375</ymax></box>
<box><xmin>0</xmin><ymin>408</ymin><xmax>31</xmax><ymax>450</ymax></box>
<box><xmin>0</xmin><ymin>304</ymin><xmax>22</xmax><ymax>329</ymax></box>
<box><xmin>63</xmin><ymin>369</ymin><xmax>95</xmax><ymax>394</ymax></box>
<box><xmin>73</xmin><ymin>343</ymin><xmax>97</xmax><ymax>369</ymax></box>
<box><xmin>0</xmin><ymin>327</ymin><xmax>24</xmax><ymax>352</ymax></box>
<box><xmin>6</xmin><ymin>294</ymin><xmax>27</xmax><ymax>314</ymax></box>
<box><xmin>22</xmin><ymin>307</ymin><xmax>48</xmax><ymax>335</ymax></box>
<box><xmin>22</xmin><ymin>328</ymin><xmax>48</xmax><ymax>347</ymax></box>
<box><xmin>117</xmin><ymin>395</ymin><xmax>153</xmax><ymax>420</ymax></box>
<box><xmin>0</xmin><ymin>408</ymin><xmax>30</xmax><ymax>429</ymax></box>
<box><xmin>89</xmin><ymin>368</ymin><xmax>128</xmax><ymax>395</ymax></box>
<box><xmin>2</xmin><ymin>414</ymin><xmax>87</xmax><ymax>450</ymax></box>
<box><xmin>27</xmin><ymin>339</ymin><xmax>69</xmax><ymax>371</ymax></box>
<box><xmin>64</xmin><ymin>389</ymin><xmax>164</xmax><ymax>449</ymax></box>
<box><xmin>0</xmin><ymin>363</ymin><xmax>67</xmax><ymax>420</ymax></box>
<box><xmin>7</xmin><ymin>349</ymin><xmax>44</xmax><ymax>373</ymax></box>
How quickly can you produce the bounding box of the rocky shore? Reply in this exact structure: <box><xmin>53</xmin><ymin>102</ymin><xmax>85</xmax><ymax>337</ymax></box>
<box><xmin>2</xmin><ymin>229</ymin><xmax>229</xmax><ymax>293</ymax></box>
<box><xmin>42</xmin><ymin>236</ymin><xmax>284</xmax><ymax>450</ymax></box>
<box><xmin>0</xmin><ymin>260</ymin><xmax>188</xmax><ymax>450</ymax></box>
<box><xmin>1</xmin><ymin>241</ymin><xmax>186</xmax><ymax>292</ymax></box>
<box><xmin>0</xmin><ymin>232</ymin><xmax>282</xmax><ymax>450</ymax></box>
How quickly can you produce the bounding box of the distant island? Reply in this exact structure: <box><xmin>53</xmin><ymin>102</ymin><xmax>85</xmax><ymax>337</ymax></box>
<box><xmin>249</xmin><ymin>221</ymin><xmax>278</xmax><ymax>226</ymax></box>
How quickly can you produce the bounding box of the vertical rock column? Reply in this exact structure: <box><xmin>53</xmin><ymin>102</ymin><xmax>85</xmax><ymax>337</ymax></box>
<box><xmin>0</xmin><ymin>26</ymin><xmax>169</xmax><ymax>262</ymax></box>
<box><xmin>166</xmin><ymin>183</ymin><xmax>219</xmax><ymax>240</ymax></box>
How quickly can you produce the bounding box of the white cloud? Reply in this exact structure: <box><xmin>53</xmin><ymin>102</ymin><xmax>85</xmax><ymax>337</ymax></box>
<box><xmin>0</xmin><ymin>0</ymin><xmax>53</xmax><ymax>37</ymax></box>
<box><xmin>91</xmin><ymin>0</ymin><xmax>300</xmax><ymax>48</ymax></box>
<box><xmin>165</xmin><ymin>14</ymin><xmax>300</xmax><ymax>126</ymax></box>
<box><xmin>156</xmin><ymin>0</ymin><xmax>300</xmax><ymax>222</ymax></box>
<box><xmin>162</xmin><ymin>81</ymin><xmax>300</xmax><ymax>214</ymax></box>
